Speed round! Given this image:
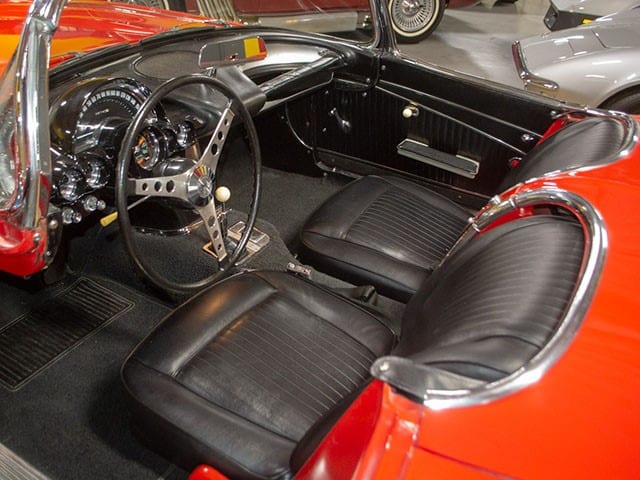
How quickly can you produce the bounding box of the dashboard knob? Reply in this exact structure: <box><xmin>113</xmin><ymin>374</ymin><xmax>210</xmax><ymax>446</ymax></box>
<box><xmin>62</xmin><ymin>207</ymin><xmax>82</xmax><ymax>225</ymax></box>
<box><xmin>82</xmin><ymin>196</ymin><xmax>99</xmax><ymax>212</ymax></box>
<box><xmin>58</xmin><ymin>169</ymin><xmax>86</xmax><ymax>202</ymax></box>
<box><xmin>83</xmin><ymin>157</ymin><xmax>109</xmax><ymax>189</ymax></box>
<box><xmin>215</xmin><ymin>186</ymin><xmax>231</xmax><ymax>203</ymax></box>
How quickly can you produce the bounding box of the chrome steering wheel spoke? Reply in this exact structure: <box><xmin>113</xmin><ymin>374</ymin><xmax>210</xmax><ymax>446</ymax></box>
<box><xmin>198</xmin><ymin>102</ymin><xmax>234</xmax><ymax>172</ymax></box>
<box><xmin>127</xmin><ymin>172</ymin><xmax>189</xmax><ymax>200</ymax></box>
<box><xmin>196</xmin><ymin>199</ymin><xmax>227</xmax><ymax>263</ymax></box>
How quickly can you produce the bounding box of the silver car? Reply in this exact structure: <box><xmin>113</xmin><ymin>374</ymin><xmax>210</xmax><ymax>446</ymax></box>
<box><xmin>514</xmin><ymin>6</ymin><xmax>640</xmax><ymax>113</ymax></box>
<box><xmin>544</xmin><ymin>0</ymin><xmax>640</xmax><ymax>30</ymax></box>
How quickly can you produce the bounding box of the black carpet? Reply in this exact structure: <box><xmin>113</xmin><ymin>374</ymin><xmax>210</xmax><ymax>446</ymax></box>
<box><xmin>0</xmin><ymin>278</ymin><xmax>132</xmax><ymax>390</ymax></box>
<box><xmin>0</xmin><ymin>277</ymin><xmax>183</xmax><ymax>480</ymax></box>
<box><xmin>259</xmin><ymin>167</ymin><xmax>350</xmax><ymax>250</ymax></box>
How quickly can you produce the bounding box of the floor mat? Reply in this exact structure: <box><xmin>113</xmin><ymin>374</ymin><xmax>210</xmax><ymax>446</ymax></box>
<box><xmin>0</xmin><ymin>278</ymin><xmax>133</xmax><ymax>390</ymax></box>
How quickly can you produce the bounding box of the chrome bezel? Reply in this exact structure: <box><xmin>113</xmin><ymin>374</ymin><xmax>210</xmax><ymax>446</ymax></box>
<box><xmin>371</xmin><ymin>188</ymin><xmax>607</xmax><ymax>410</ymax></box>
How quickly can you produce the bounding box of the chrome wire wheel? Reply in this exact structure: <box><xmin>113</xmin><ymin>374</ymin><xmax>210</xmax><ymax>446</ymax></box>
<box><xmin>389</xmin><ymin>0</ymin><xmax>445</xmax><ymax>43</ymax></box>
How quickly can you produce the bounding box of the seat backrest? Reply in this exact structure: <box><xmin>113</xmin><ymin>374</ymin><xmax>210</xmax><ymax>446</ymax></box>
<box><xmin>394</xmin><ymin>214</ymin><xmax>585</xmax><ymax>382</ymax></box>
<box><xmin>498</xmin><ymin>117</ymin><xmax>626</xmax><ymax>193</ymax></box>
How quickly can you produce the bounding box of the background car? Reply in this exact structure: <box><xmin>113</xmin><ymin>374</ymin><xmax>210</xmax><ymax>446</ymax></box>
<box><xmin>127</xmin><ymin>0</ymin><xmax>482</xmax><ymax>43</ymax></box>
<box><xmin>387</xmin><ymin>0</ymin><xmax>479</xmax><ymax>43</ymax></box>
<box><xmin>514</xmin><ymin>6</ymin><xmax>640</xmax><ymax>113</ymax></box>
<box><xmin>544</xmin><ymin>0</ymin><xmax>640</xmax><ymax>30</ymax></box>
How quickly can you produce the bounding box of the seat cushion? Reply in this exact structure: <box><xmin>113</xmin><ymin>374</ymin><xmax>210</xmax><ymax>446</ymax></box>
<box><xmin>121</xmin><ymin>270</ymin><xmax>395</xmax><ymax>479</ymax></box>
<box><xmin>300</xmin><ymin>175</ymin><xmax>470</xmax><ymax>302</ymax></box>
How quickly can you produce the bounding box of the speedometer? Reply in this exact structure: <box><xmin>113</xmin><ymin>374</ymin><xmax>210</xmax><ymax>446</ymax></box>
<box><xmin>78</xmin><ymin>88</ymin><xmax>142</xmax><ymax>130</ymax></box>
<box><xmin>73</xmin><ymin>78</ymin><xmax>156</xmax><ymax>154</ymax></box>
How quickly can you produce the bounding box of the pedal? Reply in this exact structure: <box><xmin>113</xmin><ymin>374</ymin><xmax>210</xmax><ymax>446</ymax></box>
<box><xmin>287</xmin><ymin>262</ymin><xmax>312</xmax><ymax>280</ymax></box>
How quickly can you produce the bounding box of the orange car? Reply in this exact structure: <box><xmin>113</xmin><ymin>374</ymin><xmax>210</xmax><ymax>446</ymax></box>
<box><xmin>0</xmin><ymin>1</ymin><xmax>638</xmax><ymax>479</ymax></box>
<box><xmin>0</xmin><ymin>0</ymin><xmax>217</xmax><ymax>75</ymax></box>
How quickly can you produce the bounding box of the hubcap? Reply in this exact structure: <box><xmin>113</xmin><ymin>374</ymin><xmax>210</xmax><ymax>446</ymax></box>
<box><xmin>391</xmin><ymin>0</ymin><xmax>435</xmax><ymax>33</ymax></box>
<box><xmin>402</xmin><ymin>0</ymin><xmax>420</xmax><ymax>16</ymax></box>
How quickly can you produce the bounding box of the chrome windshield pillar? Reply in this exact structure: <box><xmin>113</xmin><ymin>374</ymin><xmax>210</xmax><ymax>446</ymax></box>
<box><xmin>0</xmin><ymin>0</ymin><xmax>66</xmax><ymax>228</ymax></box>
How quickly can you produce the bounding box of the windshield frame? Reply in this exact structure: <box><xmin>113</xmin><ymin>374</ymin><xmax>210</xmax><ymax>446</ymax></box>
<box><xmin>0</xmin><ymin>0</ymin><xmax>65</xmax><ymax>229</ymax></box>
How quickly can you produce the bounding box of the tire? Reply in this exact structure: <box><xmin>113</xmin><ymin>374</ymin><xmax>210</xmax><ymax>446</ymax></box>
<box><xmin>388</xmin><ymin>0</ymin><xmax>446</xmax><ymax>43</ymax></box>
<box><xmin>600</xmin><ymin>88</ymin><xmax>640</xmax><ymax>115</ymax></box>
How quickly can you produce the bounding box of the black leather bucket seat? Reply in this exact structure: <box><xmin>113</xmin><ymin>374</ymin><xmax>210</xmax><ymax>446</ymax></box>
<box><xmin>122</xmin><ymin>214</ymin><xmax>585</xmax><ymax>479</ymax></box>
<box><xmin>300</xmin><ymin>117</ymin><xmax>624</xmax><ymax>301</ymax></box>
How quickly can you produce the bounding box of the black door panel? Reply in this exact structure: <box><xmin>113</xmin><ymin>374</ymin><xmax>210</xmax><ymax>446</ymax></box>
<box><xmin>286</xmin><ymin>53</ymin><xmax>570</xmax><ymax>198</ymax></box>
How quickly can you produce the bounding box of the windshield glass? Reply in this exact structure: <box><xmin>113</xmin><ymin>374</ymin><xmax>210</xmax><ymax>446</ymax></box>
<box><xmin>0</xmin><ymin>0</ymin><xmax>374</xmax><ymax>75</ymax></box>
<box><xmin>131</xmin><ymin>0</ymin><xmax>375</xmax><ymax>41</ymax></box>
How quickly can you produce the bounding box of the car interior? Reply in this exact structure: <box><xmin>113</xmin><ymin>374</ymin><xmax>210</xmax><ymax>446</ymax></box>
<box><xmin>0</xmin><ymin>21</ymin><xmax>634</xmax><ymax>480</ymax></box>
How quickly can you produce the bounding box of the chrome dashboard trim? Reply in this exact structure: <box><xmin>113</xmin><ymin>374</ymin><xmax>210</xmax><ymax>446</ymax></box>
<box><xmin>371</xmin><ymin>188</ymin><xmax>608</xmax><ymax>410</ymax></box>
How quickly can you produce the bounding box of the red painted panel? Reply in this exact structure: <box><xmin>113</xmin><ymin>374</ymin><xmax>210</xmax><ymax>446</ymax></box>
<box><xmin>189</xmin><ymin>465</ymin><xmax>229</xmax><ymax>480</ymax></box>
<box><xmin>296</xmin><ymin>381</ymin><xmax>385</xmax><ymax>480</ymax></box>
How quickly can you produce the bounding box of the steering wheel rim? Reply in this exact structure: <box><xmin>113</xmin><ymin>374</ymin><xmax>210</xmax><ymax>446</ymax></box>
<box><xmin>116</xmin><ymin>74</ymin><xmax>261</xmax><ymax>295</ymax></box>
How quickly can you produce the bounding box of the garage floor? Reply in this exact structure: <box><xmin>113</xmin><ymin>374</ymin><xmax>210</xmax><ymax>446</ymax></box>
<box><xmin>399</xmin><ymin>0</ymin><xmax>549</xmax><ymax>88</ymax></box>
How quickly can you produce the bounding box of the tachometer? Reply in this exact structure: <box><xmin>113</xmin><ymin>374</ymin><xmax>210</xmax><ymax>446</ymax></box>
<box><xmin>133</xmin><ymin>126</ymin><xmax>167</xmax><ymax>170</ymax></box>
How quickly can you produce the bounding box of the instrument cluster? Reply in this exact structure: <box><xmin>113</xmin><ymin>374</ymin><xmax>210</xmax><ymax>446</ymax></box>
<box><xmin>49</xmin><ymin>77</ymin><xmax>200</xmax><ymax>225</ymax></box>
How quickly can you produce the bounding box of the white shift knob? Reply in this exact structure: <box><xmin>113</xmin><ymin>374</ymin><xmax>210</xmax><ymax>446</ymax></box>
<box><xmin>215</xmin><ymin>186</ymin><xmax>231</xmax><ymax>203</ymax></box>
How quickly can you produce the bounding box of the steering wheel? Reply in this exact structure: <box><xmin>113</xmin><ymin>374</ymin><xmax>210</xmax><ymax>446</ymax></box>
<box><xmin>116</xmin><ymin>74</ymin><xmax>261</xmax><ymax>295</ymax></box>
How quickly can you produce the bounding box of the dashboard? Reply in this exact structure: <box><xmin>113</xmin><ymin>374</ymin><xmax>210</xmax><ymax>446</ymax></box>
<box><xmin>50</xmin><ymin>76</ymin><xmax>207</xmax><ymax>224</ymax></box>
<box><xmin>46</xmin><ymin>31</ymin><xmax>347</xmax><ymax>227</ymax></box>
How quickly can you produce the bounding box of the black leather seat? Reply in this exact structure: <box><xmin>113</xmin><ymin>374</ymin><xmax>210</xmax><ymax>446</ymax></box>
<box><xmin>122</xmin><ymin>271</ymin><xmax>397</xmax><ymax>479</ymax></box>
<box><xmin>122</xmin><ymin>214</ymin><xmax>585</xmax><ymax>479</ymax></box>
<box><xmin>300</xmin><ymin>117</ymin><xmax>625</xmax><ymax>301</ymax></box>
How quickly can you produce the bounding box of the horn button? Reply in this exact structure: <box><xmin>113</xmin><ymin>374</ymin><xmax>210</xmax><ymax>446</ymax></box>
<box><xmin>186</xmin><ymin>165</ymin><xmax>215</xmax><ymax>206</ymax></box>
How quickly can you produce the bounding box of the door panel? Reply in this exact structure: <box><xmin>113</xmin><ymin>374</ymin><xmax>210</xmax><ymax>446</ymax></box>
<box><xmin>286</xmin><ymin>53</ymin><xmax>571</xmax><ymax>198</ymax></box>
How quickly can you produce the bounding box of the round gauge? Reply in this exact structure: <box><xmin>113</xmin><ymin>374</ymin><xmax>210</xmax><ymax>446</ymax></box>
<box><xmin>133</xmin><ymin>127</ymin><xmax>166</xmax><ymax>170</ymax></box>
<box><xmin>72</xmin><ymin>78</ymin><xmax>159</xmax><ymax>155</ymax></box>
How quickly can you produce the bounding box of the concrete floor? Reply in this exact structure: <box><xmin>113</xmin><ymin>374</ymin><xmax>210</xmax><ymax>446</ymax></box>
<box><xmin>399</xmin><ymin>0</ymin><xmax>549</xmax><ymax>88</ymax></box>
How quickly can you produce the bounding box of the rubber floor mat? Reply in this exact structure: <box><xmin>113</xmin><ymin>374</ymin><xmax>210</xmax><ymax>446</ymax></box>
<box><xmin>0</xmin><ymin>278</ymin><xmax>133</xmax><ymax>390</ymax></box>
